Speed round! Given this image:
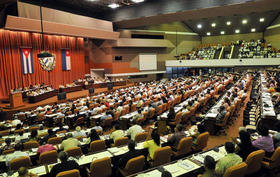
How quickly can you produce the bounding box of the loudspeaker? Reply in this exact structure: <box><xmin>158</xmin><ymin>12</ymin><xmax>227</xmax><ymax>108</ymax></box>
<box><xmin>57</xmin><ymin>92</ymin><xmax>66</xmax><ymax>100</ymax></box>
<box><xmin>89</xmin><ymin>88</ymin><xmax>95</xmax><ymax>94</ymax></box>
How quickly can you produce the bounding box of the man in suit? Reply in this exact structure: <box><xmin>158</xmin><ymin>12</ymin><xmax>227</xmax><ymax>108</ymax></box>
<box><xmin>117</xmin><ymin>140</ymin><xmax>142</xmax><ymax>169</ymax></box>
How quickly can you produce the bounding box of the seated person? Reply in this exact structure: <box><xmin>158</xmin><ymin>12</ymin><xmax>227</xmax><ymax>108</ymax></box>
<box><xmin>60</xmin><ymin>133</ymin><xmax>81</xmax><ymax>151</ymax></box>
<box><xmin>6</xmin><ymin>143</ymin><xmax>28</xmax><ymax>166</ymax></box>
<box><xmin>41</xmin><ymin>129</ymin><xmax>56</xmax><ymax>144</ymax></box>
<box><xmin>198</xmin><ymin>155</ymin><xmax>216</xmax><ymax>177</ymax></box>
<box><xmin>72</xmin><ymin>126</ymin><xmax>86</xmax><ymax>138</ymax></box>
<box><xmin>143</xmin><ymin>129</ymin><xmax>161</xmax><ymax>160</ymax></box>
<box><xmin>216</xmin><ymin>106</ymin><xmax>227</xmax><ymax>123</ymax></box>
<box><xmin>18</xmin><ymin>167</ymin><xmax>38</xmax><ymax>177</ymax></box>
<box><xmin>49</xmin><ymin>151</ymin><xmax>80</xmax><ymax>177</ymax></box>
<box><xmin>252</xmin><ymin>126</ymin><xmax>275</xmax><ymax>157</ymax></box>
<box><xmin>110</xmin><ymin>124</ymin><xmax>125</xmax><ymax>144</ymax></box>
<box><xmin>132</xmin><ymin>109</ymin><xmax>144</xmax><ymax>123</ymax></box>
<box><xmin>234</xmin><ymin>130</ymin><xmax>257</xmax><ymax>161</ymax></box>
<box><xmin>37</xmin><ymin>143</ymin><xmax>56</xmax><ymax>155</ymax></box>
<box><xmin>118</xmin><ymin>140</ymin><xmax>142</xmax><ymax>169</ymax></box>
<box><xmin>191</xmin><ymin>124</ymin><xmax>206</xmax><ymax>144</ymax></box>
<box><xmin>2</xmin><ymin>138</ymin><xmax>14</xmax><ymax>151</ymax></box>
<box><xmin>15</xmin><ymin>131</ymin><xmax>28</xmax><ymax>143</ymax></box>
<box><xmin>215</xmin><ymin>142</ymin><xmax>242</xmax><ymax>176</ymax></box>
<box><xmin>29</xmin><ymin>130</ymin><xmax>39</xmax><ymax>141</ymax></box>
<box><xmin>100</xmin><ymin>111</ymin><xmax>113</xmax><ymax>122</ymax></box>
<box><xmin>85</xmin><ymin>129</ymin><xmax>100</xmax><ymax>144</ymax></box>
<box><xmin>166</xmin><ymin>124</ymin><xmax>186</xmax><ymax>148</ymax></box>
<box><xmin>127</xmin><ymin>122</ymin><xmax>144</xmax><ymax>141</ymax></box>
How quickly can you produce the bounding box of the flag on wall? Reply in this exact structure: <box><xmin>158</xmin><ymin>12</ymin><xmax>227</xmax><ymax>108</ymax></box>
<box><xmin>20</xmin><ymin>48</ymin><xmax>34</xmax><ymax>74</ymax></box>
<box><xmin>61</xmin><ymin>49</ymin><xmax>71</xmax><ymax>71</ymax></box>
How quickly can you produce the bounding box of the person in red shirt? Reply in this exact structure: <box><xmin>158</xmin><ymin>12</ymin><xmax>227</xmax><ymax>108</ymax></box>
<box><xmin>37</xmin><ymin>143</ymin><xmax>56</xmax><ymax>154</ymax></box>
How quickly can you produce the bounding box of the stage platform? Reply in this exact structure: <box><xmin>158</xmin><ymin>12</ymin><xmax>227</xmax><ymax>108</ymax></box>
<box><xmin>0</xmin><ymin>83</ymin><xmax>134</xmax><ymax>120</ymax></box>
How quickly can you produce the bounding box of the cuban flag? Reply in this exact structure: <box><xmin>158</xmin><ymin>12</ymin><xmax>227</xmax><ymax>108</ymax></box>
<box><xmin>20</xmin><ymin>48</ymin><xmax>34</xmax><ymax>74</ymax></box>
<box><xmin>61</xmin><ymin>49</ymin><xmax>71</xmax><ymax>71</ymax></box>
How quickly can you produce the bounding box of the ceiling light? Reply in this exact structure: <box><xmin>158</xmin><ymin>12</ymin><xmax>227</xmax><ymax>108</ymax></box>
<box><xmin>108</xmin><ymin>3</ymin><xmax>120</xmax><ymax>8</ymax></box>
<box><xmin>131</xmin><ymin>0</ymin><xmax>145</xmax><ymax>2</ymax></box>
<box><xmin>207</xmin><ymin>32</ymin><xmax>211</xmax><ymax>36</ymax></box>
<box><xmin>251</xmin><ymin>28</ymin><xmax>256</xmax><ymax>32</ymax></box>
<box><xmin>226</xmin><ymin>21</ymin><xmax>231</xmax><ymax>26</ymax></box>
<box><xmin>211</xmin><ymin>23</ymin><xmax>216</xmax><ymax>27</ymax></box>
<box><xmin>260</xmin><ymin>18</ymin><xmax>265</xmax><ymax>22</ymax></box>
<box><xmin>242</xmin><ymin>19</ymin><xmax>247</xmax><ymax>24</ymax></box>
<box><xmin>197</xmin><ymin>24</ymin><xmax>202</xmax><ymax>29</ymax></box>
<box><xmin>220</xmin><ymin>31</ymin><xmax>225</xmax><ymax>35</ymax></box>
<box><xmin>235</xmin><ymin>29</ymin><xmax>240</xmax><ymax>33</ymax></box>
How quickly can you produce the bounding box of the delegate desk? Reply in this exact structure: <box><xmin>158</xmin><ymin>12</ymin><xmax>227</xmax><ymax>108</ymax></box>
<box><xmin>259</xmin><ymin>73</ymin><xmax>278</xmax><ymax>130</ymax></box>
<box><xmin>28</xmin><ymin>90</ymin><xmax>58</xmax><ymax>103</ymax></box>
<box><xmin>130</xmin><ymin>146</ymin><xmax>227</xmax><ymax>177</ymax></box>
<box><xmin>60</xmin><ymin>85</ymin><xmax>83</xmax><ymax>93</ymax></box>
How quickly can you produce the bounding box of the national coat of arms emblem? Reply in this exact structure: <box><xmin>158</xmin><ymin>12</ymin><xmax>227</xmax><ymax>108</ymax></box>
<box><xmin>38</xmin><ymin>51</ymin><xmax>56</xmax><ymax>71</ymax></box>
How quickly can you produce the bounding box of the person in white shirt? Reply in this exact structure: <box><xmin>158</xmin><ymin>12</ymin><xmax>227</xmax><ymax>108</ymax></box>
<box><xmin>127</xmin><ymin>122</ymin><xmax>144</xmax><ymax>140</ymax></box>
<box><xmin>110</xmin><ymin>124</ymin><xmax>124</xmax><ymax>143</ymax></box>
<box><xmin>72</xmin><ymin>126</ymin><xmax>86</xmax><ymax>138</ymax></box>
<box><xmin>6</xmin><ymin>144</ymin><xmax>29</xmax><ymax>166</ymax></box>
<box><xmin>11</xmin><ymin>119</ymin><xmax>21</xmax><ymax>126</ymax></box>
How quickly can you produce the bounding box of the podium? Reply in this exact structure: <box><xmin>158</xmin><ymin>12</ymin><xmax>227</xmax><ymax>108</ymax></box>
<box><xmin>10</xmin><ymin>92</ymin><xmax>24</xmax><ymax>108</ymax></box>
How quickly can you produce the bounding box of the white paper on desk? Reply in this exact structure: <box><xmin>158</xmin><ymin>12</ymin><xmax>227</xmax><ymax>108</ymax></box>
<box><xmin>192</xmin><ymin>154</ymin><xmax>205</xmax><ymax>163</ymax></box>
<box><xmin>31</xmin><ymin>148</ymin><xmax>38</xmax><ymax>152</ymax></box>
<box><xmin>164</xmin><ymin>163</ymin><xmax>180</xmax><ymax>173</ymax></box>
<box><xmin>160</xmin><ymin>136</ymin><xmax>168</xmax><ymax>143</ymax></box>
<box><xmin>178</xmin><ymin>161</ymin><xmax>194</xmax><ymax>170</ymax></box>
<box><xmin>30</xmin><ymin>166</ymin><xmax>46</xmax><ymax>175</ymax></box>
<box><xmin>142</xmin><ymin>169</ymin><xmax>161</xmax><ymax>177</ymax></box>
<box><xmin>108</xmin><ymin>147</ymin><xmax>119</xmax><ymax>153</ymax></box>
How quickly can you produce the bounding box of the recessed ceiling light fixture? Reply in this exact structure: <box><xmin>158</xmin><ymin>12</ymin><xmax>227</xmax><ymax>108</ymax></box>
<box><xmin>197</xmin><ymin>24</ymin><xmax>202</xmax><ymax>29</ymax></box>
<box><xmin>108</xmin><ymin>3</ymin><xmax>120</xmax><ymax>8</ymax></box>
<box><xmin>207</xmin><ymin>32</ymin><xmax>211</xmax><ymax>36</ymax></box>
<box><xmin>260</xmin><ymin>18</ymin><xmax>265</xmax><ymax>22</ymax></box>
<box><xmin>235</xmin><ymin>29</ymin><xmax>240</xmax><ymax>33</ymax></box>
<box><xmin>226</xmin><ymin>21</ymin><xmax>231</xmax><ymax>26</ymax></box>
<box><xmin>211</xmin><ymin>23</ymin><xmax>216</xmax><ymax>27</ymax></box>
<box><xmin>251</xmin><ymin>28</ymin><xmax>256</xmax><ymax>32</ymax></box>
<box><xmin>221</xmin><ymin>31</ymin><xmax>225</xmax><ymax>35</ymax></box>
<box><xmin>131</xmin><ymin>0</ymin><xmax>145</xmax><ymax>3</ymax></box>
<box><xmin>242</xmin><ymin>19</ymin><xmax>247</xmax><ymax>24</ymax></box>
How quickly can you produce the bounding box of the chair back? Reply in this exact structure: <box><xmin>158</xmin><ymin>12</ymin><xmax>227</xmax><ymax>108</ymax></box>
<box><xmin>2</xmin><ymin>148</ymin><xmax>15</xmax><ymax>155</ymax></box>
<box><xmin>89</xmin><ymin>140</ymin><xmax>106</xmax><ymax>152</ymax></box>
<box><xmin>134</xmin><ymin>132</ymin><xmax>148</xmax><ymax>143</ymax></box>
<box><xmin>193</xmin><ymin>132</ymin><xmax>210</xmax><ymax>151</ymax></box>
<box><xmin>102</xmin><ymin>117</ymin><xmax>113</xmax><ymax>127</ymax></box>
<box><xmin>223</xmin><ymin>162</ymin><xmax>247</xmax><ymax>177</ymax></box>
<box><xmin>124</xmin><ymin>155</ymin><xmax>145</xmax><ymax>176</ymax></box>
<box><xmin>148</xmin><ymin>108</ymin><xmax>155</xmax><ymax>119</ymax></box>
<box><xmin>114</xmin><ymin>137</ymin><xmax>129</xmax><ymax>147</ymax></box>
<box><xmin>90</xmin><ymin>157</ymin><xmax>112</xmax><ymax>177</ymax></box>
<box><xmin>131</xmin><ymin>104</ymin><xmax>137</xmax><ymax>112</ymax></box>
<box><xmin>174</xmin><ymin>111</ymin><xmax>182</xmax><ymax>124</ymax></box>
<box><xmin>48</xmin><ymin>137</ymin><xmax>62</xmax><ymax>145</ymax></box>
<box><xmin>23</xmin><ymin>141</ymin><xmax>39</xmax><ymax>151</ymax></box>
<box><xmin>152</xmin><ymin>146</ymin><xmax>172</xmax><ymax>167</ymax></box>
<box><xmin>175</xmin><ymin>137</ymin><xmax>192</xmax><ymax>157</ymax></box>
<box><xmin>113</xmin><ymin>111</ymin><xmax>121</xmax><ymax>121</ymax></box>
<box><xmin>267</xmin><ymin>146</ymin><xmax>280</xmax><ymax>169</ymax></box>
<box><xmin>245</xmin><ymin>150</ymin><xmax>265</xmax><ymax>174</ymax></box>
<box><xmin>156</xmin><ymin>105</ymin><xmax>163</xmax><ymax>115</ymax></box>
<box><xmin>0</xmin><ymin>130</ymin><xmax>10</xmax><ymax>136</ymax></box>
<box><xmin>29</xmin><ymin>126</ymin><xmax>40</xmax><ymax>132</ymax></box>
<box><xmin>10</xmin><ymin>156</ymin><xmax>32</xmax><ymax>171</ymax></box>
<box><xmin>162</xmin><ymin>103</ymin><xmax>167</xmax><ymax>112</ymax></box>
<box><xmin>65</xmin><ymin>147</ymin><xmax>82</xmax><ymax>157</ymax></box>
<box><xmin>56</xmin><ymin>169</ymin><xmax>80</xmax><ymax>177</ymax></box>
<box><xmin>39</xmin><ymin>150</ymin><xmax>58</xmax><ymax>164</ymax></box>
<box><xmin>14</xmin><ymin>129</ymin><xmax>24</xmax><ymax>134</ymax></box>
<box><xmin>75</xmin><ymin>117</ymin><xmax>85</xmax><ymax>126</ymax></box>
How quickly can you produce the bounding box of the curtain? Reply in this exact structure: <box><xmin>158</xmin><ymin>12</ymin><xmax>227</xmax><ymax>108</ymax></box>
<box><xmin>0</xmin><ymin>29</ymin><xmax>85</xmax><ymax>99</ymax></box>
